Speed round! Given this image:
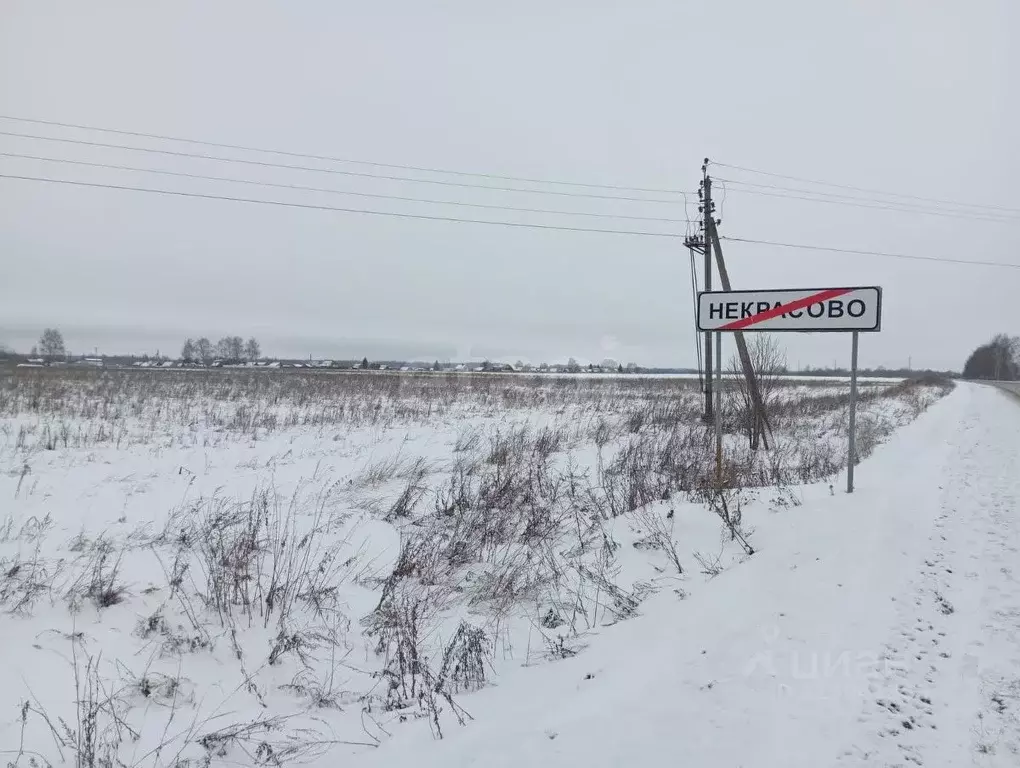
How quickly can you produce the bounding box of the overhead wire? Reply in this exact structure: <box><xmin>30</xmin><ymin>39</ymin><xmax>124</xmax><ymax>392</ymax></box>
<box><xmin>687</xmin><ymin>244</ymin><xmax>704</xmax><ymax>390</ymax></box>
<box><xmin>0</xmin><ymin>113</ymin><xmax>688</xmax><ymax>195</ymax></box>
<box><xmin>715</xmin><ymin>178</ymin><xmax>1020</xmax><ymax>224</ymax></box>
<box><xmin>0</xmin><ymin>130</ymin><xmax>687</xmax><ymax>204</ymax></box>
<box><xmin>1</xmin><ymin>116</ymin><xmax>1014</xmax><ymax>231</ymax></box>
<box><xmin>712</xmin><ymin>160</ymin><xmax>1020</xmax><ymax>215</ymax></box>
<box><xmin>721</xmin><ymin>235</ymin><xmax>1020</xmax><ymax>271</ymax></box>
<box><xmin>3</xmin><ymin>170</ymin><xmax>1016</xmax><ymax>269</ymax></box>
<box><xmin>0</xmin><ymin>171</ymin><xmax>687</xmax><ymax>238</ymax></box>
<box><xmin>0</xmin><ymin>151</ymin><xmax>690</xmax><ymax>224</ymax></box>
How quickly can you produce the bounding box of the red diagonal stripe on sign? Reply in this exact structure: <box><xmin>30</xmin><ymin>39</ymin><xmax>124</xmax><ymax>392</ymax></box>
<box><xmin>719</xmin><ymin>287</ymin><xmax>855</xmax><ymax>330</ymax></box>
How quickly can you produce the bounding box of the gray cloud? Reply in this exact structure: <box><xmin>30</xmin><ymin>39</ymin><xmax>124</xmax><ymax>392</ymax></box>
<box><xmin>1</xmin><ymin>0</ymin><xmax>1017</xmax><ymax>370</ymax></box>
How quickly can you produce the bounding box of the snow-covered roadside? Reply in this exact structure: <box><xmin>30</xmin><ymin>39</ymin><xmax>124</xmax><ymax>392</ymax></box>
<box><xmin>351</xmin><ymin>383</ymin><xmax>1020</xmax><ymax>768</ymax></box>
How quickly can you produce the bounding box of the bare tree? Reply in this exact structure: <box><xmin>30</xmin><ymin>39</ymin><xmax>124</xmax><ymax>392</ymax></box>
<box><xmin>566</xmin><ymin>357</ymin><xmax>581</xmax><ymax>373</ymax></box>
<box><xmin>244</xmin><ymin>337</ymin><xmax>261</xmax><ymax>362</ymax></box>
<box><xmin>181</xmin><ymin>338</ymin><xmax>196</xmax><ymax>363</ymax></box>
<box><xmin>212</xmin><ymin>336</ymin><xmax>244</xmax><ymax>362</ymax></box>
<box><xmin>228</xmin><ymin>336</ymin><xmax>244</xmax><ymax>361</ymax></box>
<box><xmin>38</xmin><ymin>328</ymin><xmax>65</xmax><ymax>360</ymax></box>
<box><xmin>729</xmin><ymin>334</ymin><xmax>786</xmax><ymax>449</ymax></box>
<box><xmin>215</xmin><ymin>337</ymin><xmax>230</xmax><ymax>360</ymax></box>
<box><xmin>196</xmin><ymin>337</ymin><xmax>213</xmax><ymax>366</ymax></box>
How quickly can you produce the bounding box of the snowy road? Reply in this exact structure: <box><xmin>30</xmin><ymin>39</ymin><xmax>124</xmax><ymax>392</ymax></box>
<box><xmin>835</xmin><ymin>384</ymin><xmax>1020</xmax><ymax>767</ymax></box>
<box><xmin>360</xmin><ymin>383</ymin><xmax>1020</xmax><ymax>768</ymax></box>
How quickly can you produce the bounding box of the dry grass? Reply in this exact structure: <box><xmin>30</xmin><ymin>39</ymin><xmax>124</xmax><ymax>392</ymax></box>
<box><xmin>0</xmin><ymin>367</ymin><xmax>904</xmax><ymax>454</ymax></box>
<box><xmin>0</xmin><ymin>366</ymin><xmax>953</xmax><ymax>763</ymax></box>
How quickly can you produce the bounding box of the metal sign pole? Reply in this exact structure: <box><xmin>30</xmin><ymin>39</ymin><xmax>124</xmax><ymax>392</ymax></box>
<box><xmin>847</xmin><ymin>330</ymin><xmax>860</xmax><ymax>494</ymax></box>
<box><xmin>715</xmin><ymin>331</ymin><xmax>723</xmax><ymax>484</ymax></box>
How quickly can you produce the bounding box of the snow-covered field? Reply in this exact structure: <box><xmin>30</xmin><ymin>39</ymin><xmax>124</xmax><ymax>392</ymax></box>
<box><xmin>5</xmin><ymin>367</ymin><xmax>1010</xmax><ymax>767</ymax></box>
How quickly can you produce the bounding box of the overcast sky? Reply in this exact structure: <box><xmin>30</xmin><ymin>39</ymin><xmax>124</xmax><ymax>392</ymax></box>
<box><xmin>1</xmin><ymin>1</ymin><xmax>1017</xmax><ymax>369</ymax></box>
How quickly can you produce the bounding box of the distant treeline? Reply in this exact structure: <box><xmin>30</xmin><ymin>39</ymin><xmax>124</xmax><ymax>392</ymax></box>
<box><xmin>962</xmin><ymin>334</ymin><xmax>1019</xmax><ymax>381</ymax></box>
<box><xmin>792</xmin><ymin>367</ymin><xmax>958</xmax><ymax>379</ymax></box>
<box><xmin>0</xmin><ymin>351</ymin><xmax>958</xmax><ymax>380</ymax></box>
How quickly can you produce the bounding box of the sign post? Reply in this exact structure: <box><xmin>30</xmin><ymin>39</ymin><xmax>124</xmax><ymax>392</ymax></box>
<box><xmin>697</xmin><ymin>286</ymin><xmax>882</xmax><ymax>493</ymax></box>
<box><xmin>715</xmin><ymin>331</ymin><xmax>723</xmax><ymax>483</ymax></box>
<box><xmin>847</xmin><ymin>331</ymin><xmax>860</xmax><ymax>493</ymax></box>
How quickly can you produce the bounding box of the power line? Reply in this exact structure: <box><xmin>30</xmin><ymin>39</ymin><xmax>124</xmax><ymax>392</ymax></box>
<box><xmin>4</xmin><ymin>168</ymin><xmax>1015</xmax><ymax>269</ymax></box>
<box><xmin>717</xmin><ymin>177</ymin><xmax>1020</xmax><ymax>218</ymax></box>
<box><xmin>0</xmin><ymin>113</ymin><xmax>688</xmax><ymax>195</ymax></box>
<box><xmin>686</xmin><ymin>244</ymin><xmax>703</xmax><ymax>390</ymax></box>
<box><xmin>0</xmin><ymin>129</ymin><xmax>688</xmax><ymax>205</ymax></box>
<box><xmin>716</xmin><ymin>178</ymin><xmax>728</xmax><ymax>222</ymax></box>
<box><xmin>715</xmin><ymin>179</ymin><xmax>1020</xmax><ymax>224</ymax></box>
<box><xmin>0</xmin><ymin>151</ymin><xmax>690</xmax><ymax>224</ymax></box>
<box><xmin>0</xmin><ymin>171</ymin><xmax>686</xmax><ymax>238</ymax></box>
<box><xmin>712</xmin><ymin>160</ymin><xmax>1020</xmax><ymax>215</ymax></box>
<box><xmin>722</xmin><ymin>235</ymin><xmax>1020</xmax><ymax>271</ymax></box>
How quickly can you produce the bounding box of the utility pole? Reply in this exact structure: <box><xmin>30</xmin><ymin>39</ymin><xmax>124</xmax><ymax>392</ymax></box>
<box><xmin>707</xmin><ymin>219</ymin><xmax>773</xmax><ymax>449</ymax></box>
<box><xmin>688</xmin><ymin>157</ymin><xmax>768</xmax><ymax>443</ymax></box>
<box><xmin>702</xmin><ymin>163</ymin><xmax>714</xmax><ymax>421</ymax></box>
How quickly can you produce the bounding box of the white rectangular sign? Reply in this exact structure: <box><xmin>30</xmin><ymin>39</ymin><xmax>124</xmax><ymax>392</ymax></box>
<box><xmin>697</xmin><ymin>286</ymin><xmax>882</xmax><ymax>332</ymax></box>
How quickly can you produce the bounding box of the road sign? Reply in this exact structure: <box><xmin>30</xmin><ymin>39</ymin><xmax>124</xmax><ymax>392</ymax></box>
<box><xmin>695</xmin><ymin>284</ymin><xmax>883</xmax><ymax>494</ymax></box>
<box><xmin>697</xmin><ymin>286</ymin><xmax>882</xmax><ymax>333</ymax></box>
